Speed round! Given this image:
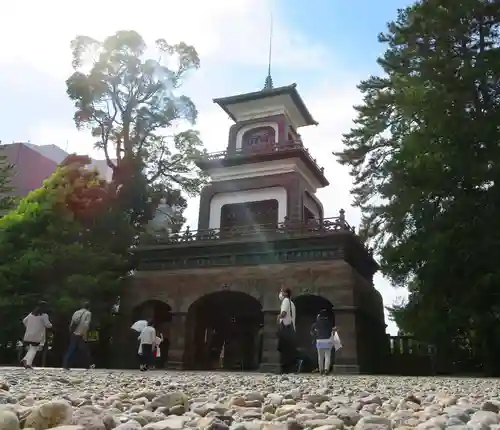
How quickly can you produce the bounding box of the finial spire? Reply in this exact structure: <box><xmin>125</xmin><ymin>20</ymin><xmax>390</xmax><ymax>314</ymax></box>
<box><xmin>263</xmin><ymin>13</ymin><xmax>274</xmax><ymax>90</ymax></box>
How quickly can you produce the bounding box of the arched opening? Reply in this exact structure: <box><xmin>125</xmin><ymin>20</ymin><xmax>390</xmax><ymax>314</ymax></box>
<box><xmin>131</xmin><ymin>300</ymin><xmax>172</xmax><ymax>369</ymax></box>
<box><xmin>294</xmin><ymin>294</ymin><xmax>335</xmax><ymax>372</ymax></box>
<box><xmin>132</xmin><ymin>299</ymin><xmax>172</xmax><ymax>326</ymax></box>
<box><xmin>242</xmin><ymin>126</ymin><xmax>276</xmax><ymax>152</ymax></box>
<box><xmin>185</xmin><ymin>291</ymin><xmax>263</xmax><ymax>371</ymax></box>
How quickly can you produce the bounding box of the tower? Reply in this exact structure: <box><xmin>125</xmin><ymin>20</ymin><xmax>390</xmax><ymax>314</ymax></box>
<box><xmin>123</xmin><ymin>80</ymin><xmax>386</xmax><ymax>374</ymax></box>
<box><xmin>196</xmin><ymin>83</ymin><xmax>328</xmax><ymax>232</ymax></box>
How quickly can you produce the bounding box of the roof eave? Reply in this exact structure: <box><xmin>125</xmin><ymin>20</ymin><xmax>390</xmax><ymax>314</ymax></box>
<box><xmin>213</xmin><ymin>83</ymin><xmax>318</xmax><ymax>127</ymax></box>
<box><xmin>195</xmin><ymin>151</ymin><xmax>329</xmax><ymax>187</ymax></box>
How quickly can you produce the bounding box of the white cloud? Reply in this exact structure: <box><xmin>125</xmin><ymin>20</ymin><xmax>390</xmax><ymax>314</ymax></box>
<box><xmin>0</xmin><ymin>0</ymin><xmax>403</xmax><ymax>334</ymax></box>
<box><xmin>0</xmin><ymin>0</ymin><xmax>327</xmax><ymax>79</ymax></box>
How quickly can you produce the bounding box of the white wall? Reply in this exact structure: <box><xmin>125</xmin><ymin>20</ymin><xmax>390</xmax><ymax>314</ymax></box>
<box><xmin>227</xmin><ymin>94</ymin><xmax>307</xmax><ymax>129</ymax></box>
<box><xmin>235</xmin><ymin>121</ymin><xmax>279</xmax><ymax>150</ymax></box>
<box><xmin>209</xmin><ymin>187</ymin><xmax>287</xmax><ymax>230</ymax></box>
<box><xmin>206</xmin><ymin>158</ymin><xmax>322</xmax><ymax>193</ymax></box>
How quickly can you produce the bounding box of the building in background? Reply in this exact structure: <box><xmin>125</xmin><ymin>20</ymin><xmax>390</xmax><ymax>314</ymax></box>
<box><xmin>119</xmin><ymin>81</ymin><xmax>385</xmax><ymax>374</ymax></box>
<box><xmin>0</xmin><ymin>142</ymin><xmax>113</xmax><ymax>198</ymax></box>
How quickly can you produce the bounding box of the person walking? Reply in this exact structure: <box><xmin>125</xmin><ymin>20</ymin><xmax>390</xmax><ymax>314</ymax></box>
<box><xmin>311</xmin><ymin>309</ymin><xmax>337</xmax><ymax>375</ymax></box>
<box><xmin>277</xmin><ymin>287</ymin><xmax>297</xmax><ymax>373</ymax></box>
<box><xmin>63</xmin><ymin>301</ymin><xmax>93</xmax><ymax>370</ymax></box>
<box><xmin>21</xmin><ymin>302</ymin><xmax>52</xmax><ymax>369</ymax></box>
<box><xmin>138</xmin><ymin>320</ymin><xmax>156</xmax><ymax>371</ymax></box>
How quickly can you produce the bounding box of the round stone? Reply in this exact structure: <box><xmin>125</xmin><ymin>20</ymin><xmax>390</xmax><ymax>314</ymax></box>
<box><xmin>1</xmin><ymin>368</ymin><xmax>500</xmax><ymax>430</ymax></box>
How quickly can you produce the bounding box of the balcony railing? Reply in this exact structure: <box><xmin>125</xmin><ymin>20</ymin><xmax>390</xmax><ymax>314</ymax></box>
<box><xmin>200</xmin><ymin>140</ymin><xmax>325</xmax><ymax>175</ymax></box>
<box><xmin>143</xmin><ymin>210</ymin><xmax>357</xmax><ymax>246</ymax></box>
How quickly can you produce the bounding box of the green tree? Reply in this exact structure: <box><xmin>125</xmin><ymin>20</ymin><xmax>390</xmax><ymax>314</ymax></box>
<box><xmin>336</xmin><ymin>0</ymin><xmax>500</xmax><ymax>372</ymax></box>
<box><xmin>0</xmin><ymin>155</ymin><xmax>131</xmax><ymax>350</ymax></box>
<box><xmin>66</xmin><ymin>30</ymin><xmax>206</xmax><ymax>229</ymax></box>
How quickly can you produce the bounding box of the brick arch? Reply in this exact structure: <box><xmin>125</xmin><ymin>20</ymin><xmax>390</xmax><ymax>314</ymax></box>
<box><xmin>294</xmin><ymin>294</ymin><xmax>335</xmax><ymax>371</ymax></box>
<box><xmin>117</xmin><ymin>299</ymin><xmax>173</xmax><ymax>369</ymax></box>
<box><xmin>179</xmin><ymin>286</ymin><xmax>262</xmax><ymax>313</ymax></box>
<box><xmin>294</xmin><ymin>294</ymin><xmax>334</xmax><ymax>320</ymax></box>
<box><xmin>131</xmin><ymin>299</ymin><xmax>172</xmax><ymax>326</ymax></box>
<box><xmin>183</xmin><ymin>290</ymin><xmax>264</xmax><ymax>370</ymax></box>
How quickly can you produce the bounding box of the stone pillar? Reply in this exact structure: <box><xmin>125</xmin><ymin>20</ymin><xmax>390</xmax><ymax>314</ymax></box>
<box><xmin>259</xmin><ymin>311</ymin><xmax>280</xmax><ymax>373</ymax></box>
<box><xmin>284</xmin><ymin>177</ymin><xmax>302</xmax><ymax>223</ymax></box>
<box><xmin>333</xmin><ymin>310</ymin><xmax>360</xmax><ymax>374</ymax></box>
<box><xmin>167</xmin><ymin>312</ymin><xmax>187</xmax><ymax>369</ymax></box>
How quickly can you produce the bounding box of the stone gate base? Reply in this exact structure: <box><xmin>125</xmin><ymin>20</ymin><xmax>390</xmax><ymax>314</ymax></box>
<box><xmin>115</xmin><ymin>258</ymin><xmax>387</xmax><ymax>373</ymax></box>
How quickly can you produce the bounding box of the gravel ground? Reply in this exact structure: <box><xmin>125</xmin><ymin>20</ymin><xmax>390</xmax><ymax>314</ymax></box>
<box><xmin>0</xmin><ymin>367</ymin><xmax>499</xmax><ymax>429</ymax></box>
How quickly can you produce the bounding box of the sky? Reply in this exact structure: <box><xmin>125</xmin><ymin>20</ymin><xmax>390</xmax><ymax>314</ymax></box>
<box><xmin>0</xmin><ymin>0</ymin><xmax>411</xmax><ymax>334</ymax></box>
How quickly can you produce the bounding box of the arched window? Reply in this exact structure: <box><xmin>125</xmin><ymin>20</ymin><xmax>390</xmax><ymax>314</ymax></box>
<box><xmin>241</xmin><ymin>126</ymin><xmax>276</xmax><ymax>151</ymax></box>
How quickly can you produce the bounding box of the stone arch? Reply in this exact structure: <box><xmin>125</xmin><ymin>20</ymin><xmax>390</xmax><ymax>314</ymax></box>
<box><xmin>184</xmin><ymin>291</ymin><xmax>264</xmax><ymax>371</ymax></box>
<box><xmin>294</xmin><ymin>294</ymin><xmax>334</xmax><ymax>372</ymax></box>
<box><xmin>131</xmin><ymin>300</ymin><xmax>173</xmax><ymax>368</ymax></box>
<box><xmin>132</xmin><ymin>299</ymin><xmax>172</xmax><ymax>326</ymax></box>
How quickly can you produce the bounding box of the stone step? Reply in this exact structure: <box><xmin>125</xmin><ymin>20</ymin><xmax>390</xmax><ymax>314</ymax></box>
<box><xmin>332</xmin><ymin>364</ymin><xmax>360</xmax><ymax>374</ymax></box>
<box><xmin>165</xmin><ymin>361</ymin><xmax>183</xmax><ymax>370</ymax></box>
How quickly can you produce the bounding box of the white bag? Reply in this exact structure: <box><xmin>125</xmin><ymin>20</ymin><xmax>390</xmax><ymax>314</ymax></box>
<box><xmin>155</xmin><ymin>336</ymin><xmax>162</xmax><ymax>358</ymax></box>
<box><xmin>333</xmin><ymin>332</ymin><xmax>342</xmax><ymax>351</ymax></box>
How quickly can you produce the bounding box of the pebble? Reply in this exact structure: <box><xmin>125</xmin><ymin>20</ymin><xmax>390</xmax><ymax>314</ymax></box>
<box><xmin>3</xmin><ymin>370</ymin><xmax>500</xmax><ymax>429</ymax></box>
<box><xmin>0</xmin><ymin>409</ymin><xmax>20</xmax><ymax>430</ymax></box>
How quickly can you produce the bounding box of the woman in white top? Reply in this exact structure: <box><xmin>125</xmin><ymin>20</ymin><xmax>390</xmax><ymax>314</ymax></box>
<box><xmin>22</xmin><ymin>302</ymin><xmax>52</xmax><ymax>369</ymax></box>
<box><xmin>138</xmin><ymin>320</ymin><xmax>156</xmax><ymax>371</ymax></box>
<box><xmin>277</xmin><ymin>287</ymin><xmax>297</xmax><ymax>374</ymax></box>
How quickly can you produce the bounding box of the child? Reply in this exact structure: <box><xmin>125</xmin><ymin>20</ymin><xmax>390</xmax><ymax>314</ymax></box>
<box><xmin>151</xmin><ymin>333</ymin><xmax>163</xmax><ymax>370</ymax></box>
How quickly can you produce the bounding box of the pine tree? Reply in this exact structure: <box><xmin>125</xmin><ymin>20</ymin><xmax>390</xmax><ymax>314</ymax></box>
<box><xmin>336</xmin><ymin>0</ymin><xmax>500</xmax><ymax>372</ymax></box>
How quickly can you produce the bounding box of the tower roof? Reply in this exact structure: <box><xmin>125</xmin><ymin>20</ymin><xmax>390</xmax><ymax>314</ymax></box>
<box><xmin>213</xmin><ymin>84</ymin><xmax>318</xmax><ymax>128</ymax></box>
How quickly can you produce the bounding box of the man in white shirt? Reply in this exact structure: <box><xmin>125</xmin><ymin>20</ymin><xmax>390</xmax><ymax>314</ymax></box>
<box><xmin>277</xmin><ymin>288</ymin><xmax>297</xmax><ymax>373</ymax></box>
<box><xmin>63</xmin><ymin>302</ymin><xmax>93</xmax><ymax>370</ymax></box>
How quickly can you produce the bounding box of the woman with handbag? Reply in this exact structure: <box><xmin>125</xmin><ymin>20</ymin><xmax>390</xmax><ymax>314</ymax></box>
<box><xmin>277</xmin><ymin>288</ymin><xmax>297</xmax><ymax>373</ymax></box>
<box><xmin>138</xmin><ymin>320</ymin><xmax>156</xmax><ymax>371</ymax></box>
<box><xmin>310</xmin><ymin>309</ymin><xmax>337</xmax><ymax>375</ymax></box>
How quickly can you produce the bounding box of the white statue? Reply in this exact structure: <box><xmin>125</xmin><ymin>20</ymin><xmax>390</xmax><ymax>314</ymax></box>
<box><xmin>147</xmin><ymin>199</ymin><xmax>175</xmax><ymax>236</ymax></box>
